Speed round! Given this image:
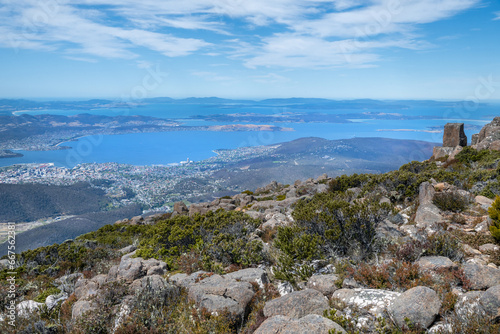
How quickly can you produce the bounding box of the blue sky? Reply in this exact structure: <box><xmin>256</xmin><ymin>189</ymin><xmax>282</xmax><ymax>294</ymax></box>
<box><xmin>1</xmin><ymin>0</ymin><xmax>499</xmax><ymax>100</ymax></box>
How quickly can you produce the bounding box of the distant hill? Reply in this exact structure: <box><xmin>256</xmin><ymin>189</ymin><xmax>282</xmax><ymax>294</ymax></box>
<box><xmin>211</xmin><ymin>137</ymin><xmax>437</xmax><ymax>191</ymax></box>
<box><xmin>0</xmin><ymin>204</ymin><xmax>142</xmax><ymax>255</ymax></box>
<box><xmin>0</xmin><ymin>182</ymin><xmax>111</xmax><ymax>223</ymax></box>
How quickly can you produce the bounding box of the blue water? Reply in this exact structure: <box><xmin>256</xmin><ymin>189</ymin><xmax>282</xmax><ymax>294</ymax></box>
<box><xmin>3</xmin><ymin>102</ymin><xmax>498</xmax><ymax>168</ymax></box>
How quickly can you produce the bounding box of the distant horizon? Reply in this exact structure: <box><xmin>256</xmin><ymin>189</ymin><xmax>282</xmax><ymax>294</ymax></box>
<box><xmin>2</xmin><ymin>96</ymin><xmax>500</xmax><ymax>103</ymax></box>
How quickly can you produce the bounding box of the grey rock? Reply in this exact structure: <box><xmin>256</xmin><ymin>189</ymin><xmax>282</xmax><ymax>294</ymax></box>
<box><xmin>278</xmin><ymin>281</ymin><xmax>294</xmax><ymax>296</ymax></box>
<box><xmin>118</xmin><ymin>245</ymin><xmax>137</xmax><ymax>254</ymax></box>
<box><xmin>475</xmin><ymin>196</ymin><xmax>493</xmax><ymax>210</ymax></box>
<box><xmin>263</xmin><ymin>289</ymin><xmax>329</xmax><ymax>319</ymax></box>
<box><xmin>74</xmin><ymin>279</ymin><xmax>99</xmax><ymax>300</ymax></box>
<box><xmin>479</xmin><ymin>243</ymin><xmax>500</xmax><ymax>253</ymax></box>
<box><xmin>455</xmin><ymin>291</ymin><xmax>485</xmax><ymax>323</ymax></box>
<box><xmin>479</xmin><ymin>285</ymin><xmax>500</xmax><ymax>320</ymax></box>
<box><xmin>388</xmin><ymin>286</ymin><xmax>441</xmax><ymax>329</ymax></box>
<box><xmin>173</xmin><ymin>201</ymin><xmax>189</xmax><ymax>214</ymax></box>
<box><xmin>189</xmin><ymin>203</ymin><xmax>210</xmax><ymax>216</ymax></box>
<box><xmin>307</xmin><ymin>274</ymin><xmax>340</xmax><ymax>297</ymax></box>
<box><xmin>443</xmin><ymin>123</ymin><xmax>467</xmax><ymax>147</ymax></box>
<box><xmin>417</xmin><ymin>256</ymin><xmax>457</xmax><ymax>271</ymax></box>
<box><xmin>342</xmin><ymin>277</ymin><xmax>360</xmax><ymax>289</ymax></box>
<box><xmin>187</xmin><ymin>274</ymin><xmax>255</xmax><ymax>318</ymax></box>
<box><xmin>471</xmin><ymin>133</ymin><xmax>479</xmax><ymax>146</ymax></box>
<box><xmin>463</xmin><ymin>263</ymin><xmax>500</xmax><ymax>290</ymax></box>
<box><xmin>130</xmin><ymin>275</ymin><xmax>178</xmax><ymax>300</ymax></box>
<box><xmin>169</xmin><ymin>271</ymin><xmax>208</xmax><ymax>288</ymax></box>
<box><xmin>46</xmin><ymin>292</ymin><xmax>68</xmax><ymax>310</ymax></box>
<box><xmin>72</xmin><ymin>299</ymin><xmax>93</xmax><ymax>319</ymax></box>
<box><xmin>254</xmin><ymin>315</ymin><xmax>346</xmax><ymax>334</ymax></box>
<box><xmin>113</xmin><ymin>253</ymin><xmax>168</xmax><ymax>283</ymax></box>
<box><xmin>419</xmin><ymin>182</ymin><xmax>435</xmax><ymax>205</ymax></box>
<box><xmin>376</xmin><ymin>219</ymin><xmax>404</xmax><ymax>240</ymax></box>
<box><xmin>333</xmin><ymin>288</ymin><xmax>400</xmax><ymax>318</ymax></box>
<box><xmin>224</xmin><ymin>268</ymin><xmax>269</xmax><ymax>289</ymax></box>
<box><xmin>475</xmin><ymin>117</ymin><xmax>500</xmax><ymax>150</ymax></box>
<box><xmin>17</xmin><ymin>300</ymin><xmax>43</xmax><ymax>318</ymax></box>
<box><xmin>55</xmin><ymin>273</ymin><xmax>83</xmax><ymax>294</ymax></box>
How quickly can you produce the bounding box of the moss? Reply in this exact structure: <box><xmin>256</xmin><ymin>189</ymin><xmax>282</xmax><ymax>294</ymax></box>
<box><xmin>276</xmin><ymin>194</ymin><xmax>286</xmax><ymax>201</ymax></box>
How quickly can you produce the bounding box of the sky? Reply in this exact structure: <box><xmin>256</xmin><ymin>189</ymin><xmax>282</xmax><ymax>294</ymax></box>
<box><xmin>0</xmin><ymin>0</ymin><xmax>499</xmax><ymax>100</ymax></box>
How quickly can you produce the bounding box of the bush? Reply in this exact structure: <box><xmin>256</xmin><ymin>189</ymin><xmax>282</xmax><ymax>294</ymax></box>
<box><xmin>433</xmin><ymin>191</ymin><xmax>469</xmax><ymax>212</ymax></box>
<box><xmin>292</xmin><ymin>193</ymin><xmax>391</xmax><ymax>260</ymax></box>
<box><xmin>136</xmin><ymin>210</ymin><xmax>264</xmax><ymax>271</ymax></box>
<box><xmin>34</xmin><ymin>287</ymin><xmax>61</xmax><ymax>303</ymax></box>
<box><xmin>488</xmin><ymin>196</ymin><xmax>500</xmax><ymax>242</ymax></box>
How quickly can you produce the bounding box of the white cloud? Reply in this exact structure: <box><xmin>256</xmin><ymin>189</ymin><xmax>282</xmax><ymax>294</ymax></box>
<box><xmin>0</xmin><ymin>0</ymin><xmax>481</xmax><ymax>69</ymax></box>
<box><xmin>494</xmin><ymin>11</ymin><xmax>500</xmax><ymax>20</ymax></box>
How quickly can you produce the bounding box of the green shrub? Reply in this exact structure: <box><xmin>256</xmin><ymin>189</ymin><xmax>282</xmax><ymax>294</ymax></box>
<box><xmin>433</xmin><ymin>191</ymin><xmax>469</xmax><ymax>212</ymax></box>
<box><xmin>488</xmin><ymin>196</ymin><xmax>500</xmax><ymax>242</ymax></box>
<box><xmin>276</xmin><ymin>194</ymin><xmax>286</xmax><ymax>201</ymax></box>
<box><xmin>136</xmin><ymin>210</ymin><xmax>264</xmax><ymax>271</ymax></box>
<box><xmin>34</xmin><ymin>287</ymin><xmax>61</xmax><ymax>303</ymax></box>
<box><xmin>241</xmin><ymin>190</ymin><xmax>254</xmax><ymax>195</ymax></box>
<box><xmin>292</xmin><ymin>193</ymin><xmax>391</xmax><ymax>260</ymax></box>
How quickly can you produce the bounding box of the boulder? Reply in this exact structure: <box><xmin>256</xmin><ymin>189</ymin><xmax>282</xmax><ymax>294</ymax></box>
<box><xmin>432</xmin><ymin>146</ymin><xmax>455</xmax><ymax>160</ymax></box>
<box><xmin>17</xmin><ymin>300</ymin><xmax>43</xmax><ymax>318</ymax></box>
<box><xmin>307</xmin><ymin>274</ymin><xmax>340</xmax><ymax>297</ymax></box>
<box><xmin>130</xmin><ymin>275</ymin><xmax>176</xmax><ymax>297</ymax></box>
<box><xmin>254</xmin><ymin>314</ymin><xmax>346</xmax><ymax>334</ymax></box>
<box><xmin>46</xmin><ymin>292</ymin><xmax>69</xmax><ymax>310</ymax></box>
<box><xmin>416</xmin><ymin>256</ymin><xmax>457</xmax><ymax>271</ymax></box>
<box><xmin>189</xmin><ymin>203</ymin><xmax>210</xmax><ymax>216</ymax></box>
<box><xmin>173</xmin><ymin>202</ymin><xmax>189</xmax><ymax>215</ymax></box>
<box><xmin>118</xmin><ymin>245</ymin><xmax>137</xmax><ymax>254</ymax></box>
<box><xmin>475</xmin><ymin>117</ymin><xmax>500</xmax><ymax>150</ymax></box>
<box><xmin>463</xmin><ymin>263</ymin><xmax>500</xmax><ymax>290</ymax></box>
<box><xmin>388</xmin><ymin>286</ymin><xmax>441</xmax><ymax>329</ymax></box>
<box><xmin>110</xmin><ymin>252</ymin><xmax>167</xmax><ymax>283</ymax></box>
<box><xmin>169</xmin><ymin>271</ymin><xmax>208</xmax><ymax>288</ymax></box>
<box><xmin>74</xmin><ymin>279</ymin><xmax>99</xmax><ymax>300</ymax></box>
<box><xmin>72</xmin><ymin>299</ymin><xmax>93</xmax><ymax>319</ymax></box>
<box><xmin>443</xmin><ymin>123</ymin><xmax>467</xmax><ymax>147</ymax></box>
<box><xmin>479</xmin><ymin>285</ymin><xmax>500</xmax><ymax>320</ymax></box>
<box><xmin>415</xmin><ymin>182</ymin><xmax>443</xmax><ymax>228</ymax></box>
<box><xmin>376</xmin><ymin>219</ymin><xmax>404</xmax><ymax>240</ymax></box>
<box><xmin>55</xmin><ymin>273</ymin><xmax>83</xmax><ymax>294</ymax></box>
<box><xmin>471</xmin><ymin>133</ymin><xmax>479</xmax><ymax>145</ymax></box>
<box><xmin>224</xmin><ymin>268</ymin><xmax>269</xmax><ymax>289</ymax></box>
<box><xmin>263</xmin><ymin>289</ymin><xmax>329</xmax><ymax>319</ymax></box>
<box><xmin>332</xmin><ymin>288</ymin><xmax>400</xmax><ymax>318</ymax></box>
<box><xmin>475</xmin><ymin>196</ymin><xmax>494</xmax><ymax>210</ymax></box>
<box><xmin>479</xmin><ymin>243</ymin><xmax>500</xmax><ymax>253</ymax></box>
<box><xmin>455</xmin><ymin>291</ymin><xmax>485</xmax><ymax>323</ymax></box>
<box><xmin>187</xmin><ymin>274</ymin><xmax>255</xmax><ymax>318</ymax></box>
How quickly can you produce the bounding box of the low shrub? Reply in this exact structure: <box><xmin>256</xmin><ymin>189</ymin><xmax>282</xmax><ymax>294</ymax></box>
<box><xmin>433</xmin><ymin>191</ymin><xmax>469</xmax><ymax>212</ymax></box>
<box><xmin>488</xmin><ymin>195</ymin><xmax>500</xmax><ymax>242</ymax></box>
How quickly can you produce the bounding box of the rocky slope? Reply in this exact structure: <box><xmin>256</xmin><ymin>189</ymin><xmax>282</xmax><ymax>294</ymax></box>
<box><xmin>2</xmin><ymin>120</ymin><xmax>500</xmax><ymax>333</ymax></box>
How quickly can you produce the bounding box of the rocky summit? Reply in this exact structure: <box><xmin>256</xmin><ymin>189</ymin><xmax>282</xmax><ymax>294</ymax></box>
<box><xmin>2</xmin><ymin>119</ymin><xmax>500</xmax><ymax>333</ymax></box>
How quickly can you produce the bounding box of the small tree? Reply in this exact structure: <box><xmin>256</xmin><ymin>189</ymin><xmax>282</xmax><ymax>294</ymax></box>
<box><xmin>488</xmin><ymin>196</ymin><xmax>500</xmax><ymax>242</ymax></box>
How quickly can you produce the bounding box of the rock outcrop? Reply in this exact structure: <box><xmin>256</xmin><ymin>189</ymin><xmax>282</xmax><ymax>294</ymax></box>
<box><xmin>388</xmin><ymin>286</ymin><xmax>441</xmax><ymax>329</ymax></box>
<box><xmin>443</xmin><ymin>123</ymin><xmax>467</xmax><ymax>147</ymax></box>
<box><xmin>473</xmin><ymin>116</ymin><xmax>500</xmax><ymax>150</ymax></box>
<box><xmin>263</xmin><ymin>289</ymin><xmax>329</xmax><ymax>319</ymax></box>
<box><xmin>254</xmin><ymin>314</ymin><xmax>346</xmax><ymax>334</ymax></box>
